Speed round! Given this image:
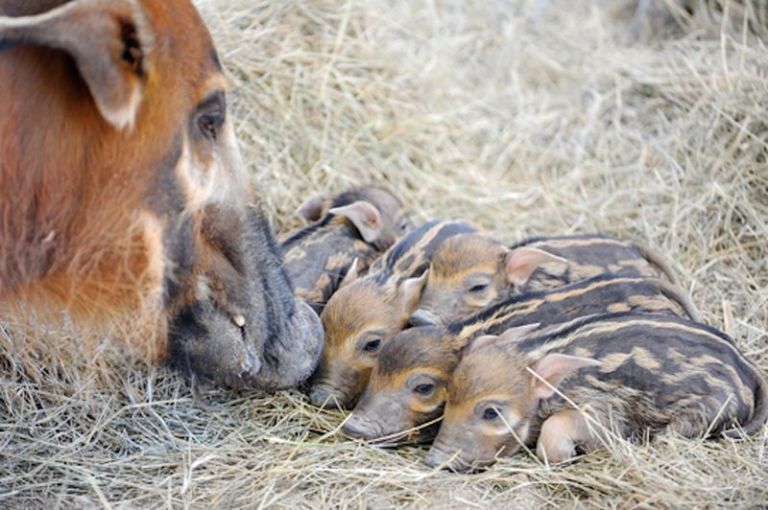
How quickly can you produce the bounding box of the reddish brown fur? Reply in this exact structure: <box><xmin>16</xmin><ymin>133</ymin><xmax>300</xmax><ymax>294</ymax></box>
<box><xmin>0</xmin><ymin>1</ymin><xmax>243</xmax><ymax>358</ymax></box>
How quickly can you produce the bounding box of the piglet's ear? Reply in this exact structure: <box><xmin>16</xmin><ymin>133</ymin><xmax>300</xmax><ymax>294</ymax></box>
<box><xmin>528</xmin><ymin>353</ymin><xmax>601</xmax><ymax>400</ymax></box>
<box><xmin>329</xmin><ymin>201</ymin><xmax>382</xmax><ymax>243</ymax></box>
<box><xmin>465</xmin><ymin>323</ymin><xmax>539</xmax><ymax>353</ymax></box>
<box><xmin>399</xmin><ymin>271</ymin><xmax>427</xmax><ymax>319</ymax></box>
<box><xmin>497</xmin><ymin>323</ymin><xmax>540</xmax><ymax>344</ymax></box>
<box><xmin>505</xmin><ymin>247</ymin><xmax>568</xmax><ymax>287</ymax></box>
<box><xmin>465</xmin><ymin>334</ymin><xmax>499</xmax><ymax>353</ymax></box>
<box><xmin>339</xmin><ymin>258</ymin><xmax>360</xmax><ymax>288</ymax></box>
<box><xmin>0</xmin><ymin>0</ymin><xmax>151</xmax><ymax>130</ymax></box>
<box><xmin>296</xmin><ymin>195</ymin><xmax>325</xmax><ymax>222</ymax></box>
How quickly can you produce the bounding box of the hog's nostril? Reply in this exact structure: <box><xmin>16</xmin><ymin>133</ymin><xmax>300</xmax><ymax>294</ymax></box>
<box><xmin>242</xmin><ymin>349</ymin><xmax>260</xmax><ymax>376</ymax></box>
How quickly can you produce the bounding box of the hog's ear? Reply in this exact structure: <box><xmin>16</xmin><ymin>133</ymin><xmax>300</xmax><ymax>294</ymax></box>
<box><xmin>339</xmin><ymin>258</ymin><xmax>360</xmax><ymax>288</ymax></box>
<box><xmin>296</xmin><ymin>195</ymin><xmax>326</xmax><ymax>222</ymax></box>
<box><xmin>329</xmin><ymin>201</ymin><xmax>383</xmax><ymax>243</ymax></box>
<box><xmin>399</xmin><ymin>271</ymin><xmax>427</xmax><ymax>317</ymax></box>
<box><xmin>0</xmin><ymin>0</ymin><xmax>152</xmax><ymax>130</ymax></box>
<box><xmin>505</xmin><ymin>248</ymin><xmax>569</xmax><ymax>287</ymax></box>
<box><xmin>528</xmin><ymin>353</ymin><xmax>601</xmax><ymax>400</ymax></box>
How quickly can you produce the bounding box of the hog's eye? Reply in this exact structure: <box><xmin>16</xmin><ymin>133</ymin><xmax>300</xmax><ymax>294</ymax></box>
<box><xmin>199</xmin><ymin>113</ymin><xmax>225</xmax><ymax>141</ymax></box>
<box><xmin>413</xmin><ymin>383</ymin><xmax>435</xmax><ymax>396</ymax></box>
<box><xmin>482</xmin><ymin>407</ymin><xmax>499</xmax><ymax>421</ymax></box>
<box><xmin>362</xmin><ymin>338</ymin><xmax>382</xmax><ymax>353</ymax></box>
<box><xmin>469</xmin><ymin>283</ymin><xmax>488</xmax><ymax>293</ymax></box>
<box><xmin>195</xmin><ymin>91</ymin><xmax>227</xmax><ymax>142</ymax></box>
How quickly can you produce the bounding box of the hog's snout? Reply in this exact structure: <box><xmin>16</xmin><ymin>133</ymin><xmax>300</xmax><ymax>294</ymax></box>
<box><xmin>247</xmin><ymin>299</ymin><xmax>324</xmax><ymax>390</ymax></box>
<box><xmin>409</xmin><ymin>309</ymin><xmax>440</xmax><ymax>327</ymax></box>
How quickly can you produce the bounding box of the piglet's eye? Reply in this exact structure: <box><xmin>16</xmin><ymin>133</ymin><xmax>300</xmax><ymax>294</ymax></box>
<box><xmin>482</xmin><ymin>407</ymin><xmax>499</xmax><ymax>421</ymax></box>
<box><xmin>363</xmin><ymin>339</ymin><xmax>382</xmax><ymax>353</ymax></box>
<box><xmin>469</xmin><ymin>284</ymin><xmax>488</xmax><ymax>293</ymax></box>
<box><xmin>413</xmin><ymin>383</ymin><xmax>435</xmax><ymax>396</ymax></box>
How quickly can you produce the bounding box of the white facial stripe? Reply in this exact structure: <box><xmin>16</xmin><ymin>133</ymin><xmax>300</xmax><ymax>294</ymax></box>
<box><xmin>135</xmin><ymin>210</ymin><xmax>166</xmax><ymax>308</ymax></box>
<box><xmin>176</xmin><ymin>122</ymin><xmax>250</xmax><ymax>211</ymax></box>
<box><xmin>195</xmin><ymin>275</ymin><xmax>211</xmax><ymax>301</ymax></box>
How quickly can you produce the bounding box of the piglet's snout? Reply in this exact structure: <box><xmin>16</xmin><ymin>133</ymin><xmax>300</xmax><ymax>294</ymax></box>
<box><xmin>342</xmin><ymin>413</ymin><xmax>381</xmax><ymax>439</ymax></box>
<box><xmin>308</xmin><ymin>385</ymin><xmax>344</xmax><ymax>409</ymax></box>
<box><xmin>409</xmin><ymin>309</ymin><xmax>440</xmax><ymax>327</ymax></box>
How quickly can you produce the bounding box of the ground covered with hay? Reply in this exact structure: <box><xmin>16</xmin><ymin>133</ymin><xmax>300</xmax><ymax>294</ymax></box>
<box><xmin>2</xmin><ymin>0</ymin><xmax>768</xmax><ymax>507</ymax></box>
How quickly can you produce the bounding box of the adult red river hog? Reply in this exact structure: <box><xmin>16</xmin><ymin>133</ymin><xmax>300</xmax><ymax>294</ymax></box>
<box><xmin>0</xmin><ymin>0</ymin><xmax>322</xmax><ymax>390</ymax></box>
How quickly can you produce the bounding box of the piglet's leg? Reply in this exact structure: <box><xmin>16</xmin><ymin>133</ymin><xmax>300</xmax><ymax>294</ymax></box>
<box><xmin>536</xmin><ymin>410</ymin><xmax>591</xmax><ymax>464</ymax></box>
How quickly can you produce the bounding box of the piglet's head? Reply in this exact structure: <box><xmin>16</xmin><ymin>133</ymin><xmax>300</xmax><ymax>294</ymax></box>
<box><xmin>425</xmin><ymin>328</ymin><xmax>599</xmax><ymax>472</ymax></box>
<box><xmin>308</xmin><ymin>275</ymin><xmax>423</xmax><ymax>408</ymax></box>
<box><xmin>297</xmin><ymin>186</ymin><xmax>412</xmax><ymax>250</ymax></box>
<box><xmin>410</xmin><ymin>235</ymin><xmax>567</xmax><ymax>327</ymax></box>
<box><xmin>343</xmin><ymin>326</ymin><xmax>452</xmax><ymax>442</ymax></box>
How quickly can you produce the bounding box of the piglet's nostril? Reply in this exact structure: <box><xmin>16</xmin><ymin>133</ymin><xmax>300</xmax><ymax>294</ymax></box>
<box><xmin>342</xmin><ymin>414</ymin><xmax>374</xmax><ymax>438</ymax></box>
<box><xmin>423</xmin><ymin>449</ymin><xmax>447</xmax><ymax>468</ymax></box>
<box><xmin>309</xmin><ymin>386</ymin><xmax>343</xmax><ymax>409</ymax></box>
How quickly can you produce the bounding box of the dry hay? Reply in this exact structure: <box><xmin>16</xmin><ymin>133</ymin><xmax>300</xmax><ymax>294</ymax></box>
<box><xmin>2</xmin><ymin>0</ymin><xmax>767</xmax><ymax>507</ymax></box>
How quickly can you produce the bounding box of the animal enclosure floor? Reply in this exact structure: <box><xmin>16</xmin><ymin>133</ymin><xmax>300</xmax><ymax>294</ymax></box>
<box><xmin>2</xmin><ymin>0</ymin><xmax>767</xmax><ymax>508</ymax></box>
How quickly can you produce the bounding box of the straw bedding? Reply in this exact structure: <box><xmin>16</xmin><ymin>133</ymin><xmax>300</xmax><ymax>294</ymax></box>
<box><xmin>1</xmin><ymin>0</ymin><xmax>766</xmax><ymax>507</ymax></box>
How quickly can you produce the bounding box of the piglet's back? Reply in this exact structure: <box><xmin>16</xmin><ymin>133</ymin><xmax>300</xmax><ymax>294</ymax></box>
<box><xmin>512</xmin><ymin>234</ymin><xmax>679</xmax><ymax>289</ymax></box>
<box><xmin>364</xmin><ymin>220</ymin><xmax>479</xmax><ymax>292</ymax></box>
<box><xmin>280</xmin><ymin>186</ymin><xmax>411</xmax><ymax>311</ymax></box>
<box><xmin>516</xmin><ymin>313</ymin><xmax>766</xmax><ymax>437</ymax></box>
<box><xmin>451</xmin><ymin>274</ymin><xmax>699</xmax><ymax>345</ymax></box>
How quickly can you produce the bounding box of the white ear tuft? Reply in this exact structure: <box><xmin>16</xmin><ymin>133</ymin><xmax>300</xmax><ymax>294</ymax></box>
<box><xmin>399</xmin><ymin>271</ymin><xmax>427</xmax><ymax>318</ymax></box>
<box><xmin>497</xmin><ymin>323</ymin><xmax>540</xmax><ymax>343</ymax></box>
<box><xmin>339</xmin><ymin>258</ymin><xmax>360</xmax><ymax>288</ymax></box>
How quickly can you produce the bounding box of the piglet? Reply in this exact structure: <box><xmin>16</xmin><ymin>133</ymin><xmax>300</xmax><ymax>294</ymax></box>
<box><xmin>425</xmin><ymin>313</ymin><xmax>767</xmax><ymax>472</ymax></box>
<box><xmin>280</xmin><ymin>186</ymin><xmax>412</xmax><ymax>313</ymax></box>
<box><xmin>410</xmin><ymin>233</ymin><xmax>680</xmax><ymax>326</ymax></box>
<box><xmin>308</xmin><ymin>220</ymin><xmax>478</xmax><ymax>408</ymax></box>
<box><xmin>345</xmin><ymin>274</ymin><xmax>699</xmax><ymax>442</ymax></box>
